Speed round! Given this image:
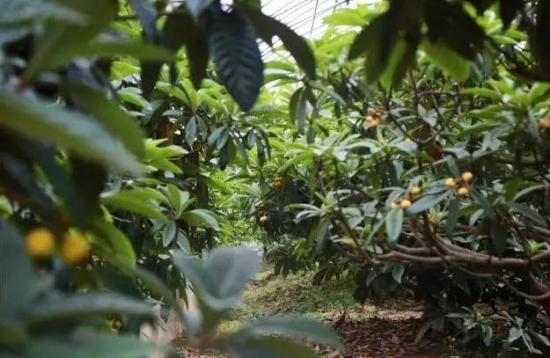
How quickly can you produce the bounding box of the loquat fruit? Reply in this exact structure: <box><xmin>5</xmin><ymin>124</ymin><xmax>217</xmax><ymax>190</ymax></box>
<box><xmin>458</xmin><ymin>187</ymin><xmax>470</xmax><ymax>197</ymax></box>
<box><xmin>400</xmin><ymin>199</ymin><xmax>412</xmax><ymax>209</ymax></box>
<box><xmin>445</xmin><ymin>178</ymin><xmax>456</xmax><ymax>189</ymax></box>
<box><xmin>410</xmin><ymin>186</ymin><xmax>422</xmax><ymax>196</ymax></box>
<box><xmin>61</xmin><ymin>230</ymin><xmax>90</xmax><ymax>265</ymax></box>
<box><xmin>539</xmin><ymin>118</ymin><xmax>550</xmax><ymax>128</ymax></box>
<box><xmin>25</xmin><ymin>228</ymin><xmax>56</xmax><ymax>258</ymax></box>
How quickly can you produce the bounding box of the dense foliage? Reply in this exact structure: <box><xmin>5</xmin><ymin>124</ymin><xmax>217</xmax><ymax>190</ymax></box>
<box><xmin>2</xmin><ymin>0</ymin><xmax>550</xmax><ymax>357</ymax></box>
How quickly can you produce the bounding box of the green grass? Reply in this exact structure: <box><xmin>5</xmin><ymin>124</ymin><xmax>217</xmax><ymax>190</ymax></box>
<box><xmin>229</xmin><ymin>269</ymin><xmax>359</xmax><ymax>325</ymax></box>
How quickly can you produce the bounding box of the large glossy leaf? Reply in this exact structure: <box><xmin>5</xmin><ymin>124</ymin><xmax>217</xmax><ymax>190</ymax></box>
<box><xmin>233</xmin><ymin>316</ymin><xmax>342</xmax><ymax>348</ymax></box>
<box><xmin>172</xmin><ymin>246</ymin><xmax>260</xmax><ymax>311</ymax></box>
<box><xmin>311</xmin><ymin>218</ymin><xmax>331</xmax><ymax>253</ymax></box>
<box><xmin>101</xmin><ymin>190</ymin><xmax>168</xmax><ymax>222</ymax></box>
<box><xmin>445</xmin><ymin>197</ymin><xmax>461</xmax><ymax>236</ymax></box>
<box><xmin>69</xmin><ymin>40</ymin><xmax>173</xmax><ymax>60</ymax></box>
<box><xmin>424</xmin><ymin>0</ymin><xmax>485</xmax><ymax>60</ymax></box>
<box><xmin>422</xmin><ymin>40</ymin><xmax>470</xmax><ymax>81</ymax></box>
<box><xmin>470</xmin><ymin>188</ymin><xmax>495</xmax><ymax>219</ymax></box>
<box><xmin>224</xmin><ymin>336</ymin><xmax>320</xmax><ymax>358</ymax></box>
<box><xmin>508</xmin><ymin>203</ymin><xmax>548</xmax><ymax>228</ymax></box>
<box><xmin>0</xmin><ymin>152</ymin><xmax>58</xmax><ymax>222</ymax></box>
<box><xmin>128</xmin><ymin>0</ymin><xmax>158</xmax><ymax>42</ymax></box>
<box><xmin>407</xmin><ymin>190</ymin><xmax>451</xmax><ymax>215</ymax></box>
<box><xmin>163</xmin><ymin>221</ymin><xmax>177</xmax><ymax>247</ymax></box>
<box><xmin>26</xmin><ymin>292</ymin><xmax>155</xmax><ymax>323</ymax></box>
<box><xmin>22</xmin><ymin>332</ymin><xmax>170</xmax><ymax>358</ymax></box>
<box><xmin>0</xmin><ymin>220</ymin><xmax>36</xmax><ymax>319</ymax></box>
<box><xmin>386</xmin><ymin>208</ymin><xmax>404</xmax><ymax>244</ymax></box>
<box><xmin>0</xmin><ymin>0</ymin><xmax>84</xmax><ymax>45</ymax></box>
<box><xmin>181</xmin><ymin>209</ymin><xmax>220</xmax><ymax>230</ymax></box>
<box><xmin>163</xmin><ymin>10</ymin><xmax>209</xmax><ymax>87</ymax></box>
<box><xmin>289</xmin><ymin>87</ymin><xmax>307</xmax><ymax>133</ymax></box>
<box><xmin>245</xmin><ymin>9</ymin><xmax>316</xmax><ymax>79</ymax></box>
<box><xmin>25</xmin><ymin>0</ymin><xmax>118</xmax><ymax>78</ymax></box>
<box><xmin>348</xmin><ymin>15</ymin><xmax>383</xmax><ymax>60</ymax></box>
<box><xmin>0</xmin><ymin>91</ymin><xmax>141</xmax><ymax>174</ymax></box>
<box><xmin>90</xmin><ymin>219</ymin><xmax>137</xmax><ymax>268</ymax></box>
<box><xmin>206</xmin><ymin>8</ymin><xmax>264</xmax><ymax>111</ymax></box>
<box><xmin>66</xmin><ymin>83</ymin><xmax>146</xmax><ymax>159</ymax></box>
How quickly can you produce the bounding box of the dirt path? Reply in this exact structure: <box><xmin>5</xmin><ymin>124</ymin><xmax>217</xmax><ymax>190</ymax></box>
<box><xmin>175</xmin><ymin>271</ymin><xmax>464</xmax><ymax>357</ymax></box>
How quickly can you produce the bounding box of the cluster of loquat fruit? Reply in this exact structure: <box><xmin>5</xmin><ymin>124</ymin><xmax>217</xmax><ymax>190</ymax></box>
<box><xmin>445</xmin><ymin>171</ymin><xmax>474</xmax><ymax>197</ymax></box>
<box><xmin>254</xmin><ymin>200</ymin><xmax>269</xmax><ymax>224</ymax></box>
<box><xmin>390</xmin><ymin>186</ymin><xmax>422</xmax><ymax>210</ymax></box>
<box><xmin>25</xmin><ymin>227</ymin><xmax>90</xmax><ymax>265</ymax></box>
<box><xmin>539</xmin><ymin>117</ymin><xmax>550</xmax><ymax>128</ymax></box>
<box><xmin>273</xmin><ymin>177</ymin><xmax>285</xmax><ymax>188</ymax></box>
<box><xmin>364</xmin><ymin>108</ymin><xmax>382</xmax><ymax>128</ymax></box>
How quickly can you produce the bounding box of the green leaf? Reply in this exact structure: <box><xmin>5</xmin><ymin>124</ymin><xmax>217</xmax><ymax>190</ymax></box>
<box><xmin>118</xmin><ymin>88</ymin><xmax>150</xmax><ymax>109</ymax></box>
<box><xmin>90</xmin><ymin>219</ymin><xmax>137</xmax><ymax>268</ymax></box>
<box><xmin>163</xmin><ymin>221</ymin><xmax>177</xmax><ymax>247</ymax></box>
<box><xmin>424</xmin><ymin>0</ymin><xmax>485</xmax><ymax>60</ymax></box>
<box><xmin>181</xmin><ymin>209</ymin><xmax>220</xmax><ymax>230</ymax></box>
<box><xmin>22</xmin><ymin>331</ymin><xmax>171</xmax><ymax>358</ymax></box>
<box><xmin>392</xmin><ymin>264</ymin><xmax>405</xmax><ymax>284</ymax></box>
<box><xmin>446</xmin><ymin>197</ymin><xmax>461</xmax><ymax>236</ymax></box>
<box><xmin>26</xmin><ymin>292</ymin><xmax>155</xmax><ymax>323</ymax></box>
<box><xmin>185</xmin><ymin>117</ymin><xmax>197</xmax><ymax>145</ymax></box>
<box><xmin>421</xmin><ymin>39</ymin><xmax>470</xmax><ymax>81</ymax></box>
<box><xmin>379</xmin><ymin>36</ymin><xmax>419</xmax><ymax>89</ymax></box>
<box><xmin>224</xmin><ymin>336</ymin><xmax>319</xmax><ymax>358</ymax></box>
<box><xmin>462</xmin><ymin>87</ymin><xmax>501</xmax><ymax>100</ymax></box>
<box><xmin>245</xmin><ymin>10</ymin><xmax>316</xmax><ymax>79</ymax></box>
<box><xmin>407</xmin><ymin>191</ymin><xmax>451</xmax><ymax>215</ymax></box>
<box><xmin>163</xmin><ymin>11</ymin><xmax>209</xmax><ymax>87</ymax></box>
<box><xmin>217</xmin><ymin>127</ymin><xmax>230</xmax><ymax>151</ymax></box>
<box><xmin>508</xmin><ymin>203</ymin><xmax>548</xmax><ymax>228</ymax></box>
<box><xmin>66</xmin><ymin>83</ymin><xmax>146</xmax><ymax>159</ymax></box>
<box><xmin>128</xmin><ymin>0</ymin><xmax>159</xmax><ymax>42</ymax></box>
<box><xmin>0</xmin><ymin>320</ymin><xmax>28</xmax><ymax>346</ymax></box>
<box><xmin>41</xmin><ymin>40</ymin><xmax>174</xmax><ymax>71</ymax></box>
<box><xmin>0</xmin><ymin>220</ymin><xmax>36</xmax><ymax>320</ymax></box>
<box><xmin>308</xmin><ymin>81</ymin><xmax>345</xmax><ymax>106</ymax></box>
<box><xmin>0</xmin><ymin>91</ymin><xmax>141</xmax><ymax>174</ymax></box>
<box><xmin>25</xmin><ymin>0</ymin><xmax>118</xmax><ymax>78</ymax></box>
<box><xmin>172</xmin><ymin>246</ymin><xmax>260</xmax><ymax>311</ymax></box>
<box><xmin>233</xmin><ymin>316</ymin><xmax>342</xmax><ymax>349</ymax></box>
<box><xmin>102</xmin><ymin>190</ymin><xmax>168</xmax><ymax>222</ymax></box>
<box><xmin>349</xmin><ymin>16</ymin><xmax>382</xmax><ymax>60</ymax></box>
<box><xmin>167</xmin><ymin>184</ymin><xmax>185</xmax><ymax>215</ymax></box>
<box><xmin>289</xmin><ymin>87</ymin><xmax>307</xmax><ymax>133</ymax></box>
<box><xmin>470</xmin><ymin>188</ymin><xmax>495</xmax><ymax>219</ymax></box>
<box><xmin>206</xmin><ymin>8</ymin><xmax>264</xmax><ymax>111</ymax></box>
<box><xmin>208</xmin><ymin>127</ymin><xmax>224</xmax><ymax>148</ymax></box>
<box><xmin>386</xmin><ymin>208</ymin><xmax>404</xmax><ymax>244</ymax></box>
<box><xmin>311</xmin><ymin>218</ymin><xmax>331</xmax><ymax>253</ymax></box>
<box><xmin>74</xmin><ymin>40</ymin><xmax>173</xmax><ymax>60</ymax></box>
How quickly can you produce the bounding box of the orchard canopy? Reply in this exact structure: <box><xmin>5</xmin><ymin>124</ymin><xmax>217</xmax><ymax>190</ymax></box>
<box><xmin>2</xmin><ymin>0</ymin><xmax>550</xmax><ymax>357</ymax></box>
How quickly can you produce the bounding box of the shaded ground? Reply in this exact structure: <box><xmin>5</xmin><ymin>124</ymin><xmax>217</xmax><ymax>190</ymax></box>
<box><xmin>176</xmin><ymin>270</ymin><xmax>464</xmax><ymax>357</ymax></box>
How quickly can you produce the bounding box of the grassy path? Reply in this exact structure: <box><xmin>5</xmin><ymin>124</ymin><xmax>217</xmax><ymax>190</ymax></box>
<box><xmin>176</xmin><ymin>270</ymin><xmax>464</xmax><ymax>357</ymax></box>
